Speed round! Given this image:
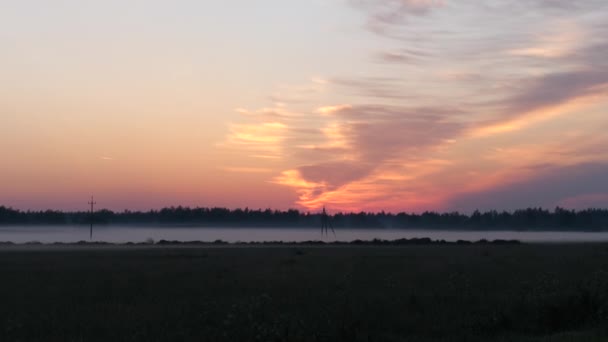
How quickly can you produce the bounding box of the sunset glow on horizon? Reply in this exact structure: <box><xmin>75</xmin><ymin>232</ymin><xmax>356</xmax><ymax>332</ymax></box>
<box><xmin>2</xmin><ymin>1</ymin><xmax>608</xmax><ymax>213</ymax></box>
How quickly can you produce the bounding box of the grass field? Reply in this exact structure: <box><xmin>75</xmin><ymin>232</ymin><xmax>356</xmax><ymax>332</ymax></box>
<box><xmin>2</xmin><ymin>244</ymin><xmax>608</xmax><ymax>341</ymax></box>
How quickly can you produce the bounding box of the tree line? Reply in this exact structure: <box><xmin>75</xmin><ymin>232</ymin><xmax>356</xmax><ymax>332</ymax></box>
<box><xmin>1</xmin><ymin>206</ymin><xmax>608</xmax><ymax>230</ymax></box>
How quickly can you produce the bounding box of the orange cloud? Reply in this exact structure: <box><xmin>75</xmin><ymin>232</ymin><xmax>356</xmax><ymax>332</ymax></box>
<box><xmin>507</xmin><ymin>20</ymin><xmax>584</xmax><ymax>59</ymax></box>
<box><xmin>317</xmin><ymin>104</ymin><xmax>353</xmax><ymax>115</ymax></box>
<box><xmin>469</xmin><ymin>76</ymin><xmax>608</xmax><ymax>138</ymax></box>
<box><xmin>222</xmin><ymin>167</ymin><xmax>274</xmax><ymax>174</ymax></box>
<box><xmin>225</xmin><ymin>122</ymin><xmax>287</xmax><ymax>159</ymax></box>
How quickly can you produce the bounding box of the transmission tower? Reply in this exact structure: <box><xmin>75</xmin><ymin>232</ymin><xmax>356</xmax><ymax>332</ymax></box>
<box><xmin>88</xmin><ymin>196</ymin><xmax>96</xmax><ymax>240</ymax></box>
<box><xmin>321</xmin><ymin>206</ymin><xmax>336</xmax><ymax>237</ymax></box>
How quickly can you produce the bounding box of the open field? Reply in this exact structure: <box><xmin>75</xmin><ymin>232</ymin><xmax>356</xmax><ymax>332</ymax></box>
<box><xmin>2</xmin><ymin>244</ymin><xmax>608</xmax><ymax>341</ymax></box>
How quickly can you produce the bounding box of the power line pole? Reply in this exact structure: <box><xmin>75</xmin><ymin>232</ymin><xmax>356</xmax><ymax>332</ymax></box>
<box><xmin>88</xmin><ymin>196</ymin><xmax>96</xmax><ymax>240</ymax></box>
<box><xmin>321</xmin><ymin>206</ymin><xmax>335</xmax><ymax>237</ymax></box>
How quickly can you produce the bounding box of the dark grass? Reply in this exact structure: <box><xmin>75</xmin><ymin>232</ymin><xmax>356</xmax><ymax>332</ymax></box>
<box><xmin>2</xmin><ymin>244</ymin><xmax>608</xmax><ymax>341</ymax></box>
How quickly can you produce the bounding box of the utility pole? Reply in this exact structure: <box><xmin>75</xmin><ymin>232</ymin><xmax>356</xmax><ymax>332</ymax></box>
<box><xmin>88</xmin><ymin>196</ymin><xmax>96</xmax><ymax>240</ymax></box>
<box><xmin>321</xmin><ymin>206</ymin><xmax>336</xmax><ymax>237</ymax></box>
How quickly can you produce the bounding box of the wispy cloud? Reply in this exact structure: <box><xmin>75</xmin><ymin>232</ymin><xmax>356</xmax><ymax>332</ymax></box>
<box><xmin>448</xmin><ymin>163</ymin><xmax>608</xmax><ymax>212</ymax></box>
<box><xmin>222</xmin><ymin>1</ymin><xmax>608</xmax><ymax>212</ymax></box>
<box><xmin>350</xmin><ymin>0</ymin><xmax>445</xmax><ymax>36</ymax></box>
<box><xmin>225</xmin><ymin>121</ymin><xmax>288</xmax><ymax>159</ymax></box>
<box><xmin>229</xmin><ymin>101</ymin><xmax>466</xmax><ymax>210</ymax></box>
<box><xmin>221</xmin><ymin>167</ymin><xmax>273</xmax><ymax>174</ymax></box>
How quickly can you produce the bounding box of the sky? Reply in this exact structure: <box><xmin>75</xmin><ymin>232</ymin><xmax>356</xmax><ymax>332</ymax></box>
<box><xmin>1</xmin><ymin>0</ymin><xmax>608</xmax><ymax>213</ymax></box>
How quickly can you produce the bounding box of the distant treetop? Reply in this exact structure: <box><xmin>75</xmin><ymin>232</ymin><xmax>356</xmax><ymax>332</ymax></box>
<box><xmin>0</xmin><ymin>206</ymin><xmax>607</xmax><ymax>231</ymax></box>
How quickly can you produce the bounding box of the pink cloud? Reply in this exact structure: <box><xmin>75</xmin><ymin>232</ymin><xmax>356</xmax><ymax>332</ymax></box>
<box><xmin>558</xmin><ymin>193</ymin><xmax>608</xmax><ymax>210</ymax></box>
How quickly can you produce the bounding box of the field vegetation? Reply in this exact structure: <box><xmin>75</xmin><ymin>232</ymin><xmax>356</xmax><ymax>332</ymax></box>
<box><xmin>1</xmin><ymin>244</ymin><xmax>608</xmax><ymax>341</ymax></box>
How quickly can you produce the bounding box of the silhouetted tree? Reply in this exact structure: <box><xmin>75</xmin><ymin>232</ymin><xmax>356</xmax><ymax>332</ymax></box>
<box><xmin>1</xmin><ymin>205</ymin><xmax>608</xmax><ymax>230</ymax></box>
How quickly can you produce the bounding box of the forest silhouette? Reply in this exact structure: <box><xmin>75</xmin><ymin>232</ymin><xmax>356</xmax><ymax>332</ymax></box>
<box><xmin>1</xmin><ymin>206</ymin><xmax>607</xmax><ymax>230</ymax></box>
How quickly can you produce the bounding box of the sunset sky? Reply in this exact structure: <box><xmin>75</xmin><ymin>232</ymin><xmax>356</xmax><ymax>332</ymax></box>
<box><xmin>2</xmin><ymin>0</ymin><xmax>608</xmax><ymax>213</ymax></box>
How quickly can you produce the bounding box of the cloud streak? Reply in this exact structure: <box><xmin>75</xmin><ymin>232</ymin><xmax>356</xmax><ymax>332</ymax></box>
<box><xmin>351</xmin><ymin>0</ymin><xmax>445</xmax><ymax>36</ymax></box>
<box><xmin>222</xmin><ymin>1</ymin><xmax>608</xmax><ymax>212</ymax></box>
